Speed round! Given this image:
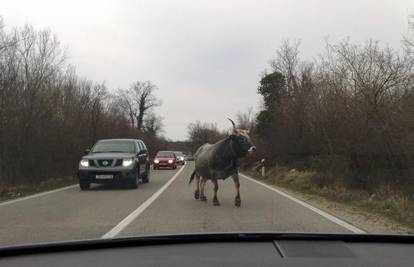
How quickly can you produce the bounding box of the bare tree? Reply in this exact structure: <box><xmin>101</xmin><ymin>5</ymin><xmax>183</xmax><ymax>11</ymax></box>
<box><xmin>116</xmin><ymin>81</ymin><xmax>161</xmax><ymax>132</ymax></box>
<box><xmin>236</xmin><ymin>107</ymin><xmax>255</xmax><ymax>131</ymax></box>
<box><xmin>90</xmin><ymin>83</ymin><xmax>108</xmax><ymax>143</ymax></box>
<box><xmin>403</xmin><ymin>14</ymin><xmax>414</xmax><ymax>59</ymax></box>
<box><xmin>143</xmin><ymin>112</ymin><xmax>164</xmax><ymax>136</ymax></box>
<box><xmin>270</xmin><ymin>39</ymin><xmax>301</xmax><ymax>95</ymax></box>
<box><xmin>116</xmin><ymin>89</ymin><xmax>137</xmax><ymax>128</ymax></box>
<box><xmin>187</xmin><ymin>121</ymin><xmax>225</xmax><ymax>152</ymax></box>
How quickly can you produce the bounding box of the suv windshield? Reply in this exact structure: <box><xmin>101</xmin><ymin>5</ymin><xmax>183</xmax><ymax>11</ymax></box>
<box><xmin>174</xmin><ymin>152</ymin><xmax>184</xmax><ymax>157</ymax></box>
<box><xmin>92</xmin><ymin>141</ymin><xmax>136</xmax><ymax>153</ymax></box>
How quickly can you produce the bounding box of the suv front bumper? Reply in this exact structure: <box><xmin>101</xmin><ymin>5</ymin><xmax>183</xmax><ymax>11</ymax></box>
<box><xmin>78</xmin><ymin>168</ymin><xmax>136</xmax><ymax>184</ymax></box>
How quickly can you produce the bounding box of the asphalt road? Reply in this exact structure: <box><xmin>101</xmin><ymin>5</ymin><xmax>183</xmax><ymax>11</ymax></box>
<box><xmin>0</xmin><ymin>162</ymin><xmax>363</xmax><ymax>247</ymax></box>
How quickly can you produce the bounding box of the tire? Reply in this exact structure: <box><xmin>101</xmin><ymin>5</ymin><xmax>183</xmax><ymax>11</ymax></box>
<box><xmin>153</xmin><ymin>166</ymin><xmax>158</xmax><ymax>170</ymax></box>
<box><xmin>142</xmin><ymin>166</ymin><xmax>150</xmax><ymax>183</ymax></box>
<box><xmin>127</xmin><ymin>168</ymin><xmax>139</xmax><ymax>189</ymax></box>
<box><xmin>79</xmin><ymin>181</ymin><xmax>90</xmax><ymax>190</ymax></box>
<box><xmin>173</xmin><ymin>165</ymin><xmax>177</xmax><ymax>170</ymax></box>
<box><xmin>128</xmin><ymin>178</ymin><xmax>138</xmax><ymax>189</ymax></box>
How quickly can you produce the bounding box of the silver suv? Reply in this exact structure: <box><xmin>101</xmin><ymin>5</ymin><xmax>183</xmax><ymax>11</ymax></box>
<box><xmin>78</xmin><ymin>139</ymin><xmax>150</xmax><ymax>190</ymax></box>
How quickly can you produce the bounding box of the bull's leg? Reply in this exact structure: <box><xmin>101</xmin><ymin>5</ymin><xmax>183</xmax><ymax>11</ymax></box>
<box><xmin>212</xmin><ymin>179</ymin><xmax>220</xmax><ymax>206</ymax></box>
<box><xmin>232</xmin><ymin>172</ymin><xmax>241</xmax><ymax>207</ymax></box>
<box><xmin>199</xmin><ymin>177</ymin><xmax>207</xmax><ymax>201</ymax></box>
<box><xmin>194</xmin><ymin>174</ymin><xmax>200</xmax><ymax>200</ymax></box>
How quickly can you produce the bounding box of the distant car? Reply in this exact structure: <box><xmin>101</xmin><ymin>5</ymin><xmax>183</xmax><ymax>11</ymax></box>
<box><xmin>78</xmin><ymin>139</ymin><xmax>150</xmax><ymax>190</ymax></box>
<box><xmin>173</xmin><ymin>151</ymin><xmax>185</xmax><ymax>165</ymax></box>
<box><xmin>153</xmin><ymin>151</ymin><xmax>177</xmax><ymax>170</ymax></box>
<box><xmin>185</xmin><ymin>154</ymin><xmax>195</xmax><ymax>161</ymax></box>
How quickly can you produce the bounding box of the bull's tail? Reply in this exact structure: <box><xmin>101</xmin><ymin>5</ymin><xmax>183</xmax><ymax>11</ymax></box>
<box><xmin>189</xmin><ymin>170</ymin><xmax>197</xmax><ymax>184</ymax></box>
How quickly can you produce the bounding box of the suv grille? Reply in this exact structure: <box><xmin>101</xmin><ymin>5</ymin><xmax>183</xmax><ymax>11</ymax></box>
<box><xmin>97</xmin><ymin>159</ymin><xmax>114</xmax><ymax>167</ymax></box>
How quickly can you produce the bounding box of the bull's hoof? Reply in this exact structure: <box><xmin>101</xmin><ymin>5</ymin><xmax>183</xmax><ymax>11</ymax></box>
<box><xmin>213</xmin><ymin>199</ymin><xmax>220</xmax><ymax>206</ymax></box>
<box><xmin>194</xmin><ymin>190</ymin><xmax>200</xmax><ymax>200</ymax></box>
<box><xmin>235</xmin><ymin>198</ymin><xmax>241</xmax><ymax>207</ymax></box>
<box><xmin>200</xmin><ymin>195</ymin><xmax>207</xmax><ymax>201</ymax></box>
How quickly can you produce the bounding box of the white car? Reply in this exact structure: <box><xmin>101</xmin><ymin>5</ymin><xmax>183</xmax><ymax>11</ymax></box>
<box><xmin>173</xmin><ymin>151</ymin><xmax>185</xmax><ymax>165</ymax></box>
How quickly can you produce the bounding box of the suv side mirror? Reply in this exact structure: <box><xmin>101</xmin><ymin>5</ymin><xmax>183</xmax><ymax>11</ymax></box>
<box><xmin>84</xmin><ymin>149</ymin><xmax>91</xmax><ymax>155</ymax></box>
<box><xmin>139</xmin><ymin>149</ymin><xmax>148</xmax><ymax>155</ymax></box>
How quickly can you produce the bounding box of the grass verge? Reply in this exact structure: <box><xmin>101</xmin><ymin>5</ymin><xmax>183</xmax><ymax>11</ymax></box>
<box><xmin>0</xmin><ymin>176</ymin><xmax>77</xmax><ymax>202</ymax></box>
<box><xmin>244</xmin><ymin>165</ymin><xmax>414</xmax><ymax>234</ymax></box>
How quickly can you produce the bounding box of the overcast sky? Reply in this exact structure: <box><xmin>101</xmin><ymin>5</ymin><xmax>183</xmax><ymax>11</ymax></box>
<box><xmin>2</xmin><ymin>0</ymin><xmax>414</xmax><ymax>140</ymax></box>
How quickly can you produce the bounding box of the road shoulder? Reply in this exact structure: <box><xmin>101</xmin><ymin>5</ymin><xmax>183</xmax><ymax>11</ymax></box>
<box><xmin>0</xmin><ymin>177</ymin><xmax>77</xmax><ymax>203</ymax></box>
<box><xmin>242</xmin><ymin>172</ymin><xmax>413</xmax><ymax>234</ymax></box>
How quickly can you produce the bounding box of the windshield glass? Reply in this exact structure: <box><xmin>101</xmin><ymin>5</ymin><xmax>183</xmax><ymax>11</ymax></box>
<box><xmin>1</xmin><ymin>0</ymin><xmax>414</xmax><ymax>248</ymax></box>
<box><xmin>156</xmin><ymin>151</ymin><xmax>174</xmax><ymax>157</ymax></box>
<box><xmin>92</xmin><ymin>141</ymin><xmax>136</xmax><ymax>153</ymax></box>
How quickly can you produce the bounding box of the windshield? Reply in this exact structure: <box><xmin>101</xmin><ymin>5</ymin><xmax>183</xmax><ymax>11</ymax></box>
<box><xmin>91</xmin><ymin>141</ymin><xmax>136</xmax><ymax>153</ymax></box>
<box><xmin>156</xmin><ymin>151</ymin><xmax>175</xmax><ymax>157</ymax></box>
<box><xmin>1</xmin><ymin>0</ymin><xmax>414</xmax><ymax>248</ymax></box>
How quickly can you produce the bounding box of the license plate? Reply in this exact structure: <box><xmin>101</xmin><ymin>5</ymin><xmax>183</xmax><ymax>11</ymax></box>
<box><xmin>96</xmin><ymin>174</ymin><xmax>113</xmax><ymax>179</ymax></box>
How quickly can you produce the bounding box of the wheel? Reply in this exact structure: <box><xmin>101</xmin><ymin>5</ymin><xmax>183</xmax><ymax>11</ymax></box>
<box><xmin>153</xmin><ymin>166</ymin><xmax>158</xmax><ymax>170</ymax></box>
<box><xmin>142</xmin><ymin>166</ymin><xmax>150</xmax><ymax>183</ymax></box>
<box><xmin>127</xmin><ymin>168</ymin><xmax>139</xmax><ymax>189</ymax></box>
<box><xmin>79</xmin><ymin>181</ymin><xmax>90</xmax><ymax>190</ymax></box>
<box><xmin>128</xmin><ymin>177</ymin><xmax>138</xmax><ymax>189</ymax></box>
<box><xmin>173</xmin><ymin>165</ymin><xmax>177</xmax><ymax>170</ymax></box>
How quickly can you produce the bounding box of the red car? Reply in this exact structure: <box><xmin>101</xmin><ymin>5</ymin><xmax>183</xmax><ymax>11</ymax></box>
<box><xmin>153</xmin><ymin>151</ymin><xmax>177</xmax><ymax>170</ymax></box>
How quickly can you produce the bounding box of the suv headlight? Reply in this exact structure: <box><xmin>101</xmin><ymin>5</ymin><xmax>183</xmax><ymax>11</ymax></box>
<box><xmin>168</xmin><ymin>159</ymin><xmax>173</xmax><ymax>164</ymax></box>
<box><xmin>80</xmin><ymin>159</ymin><xmax>89</xmax><ymax>167</ymax></box>
<box><xmin>122</xmin><ymin>158</ymin><xmax>134</xmax><ymax>167</ymax></box>
<box><xmin>154</xmin><ymin>159</ymin><xmax>159</xmax><ymax>164</ymax></box>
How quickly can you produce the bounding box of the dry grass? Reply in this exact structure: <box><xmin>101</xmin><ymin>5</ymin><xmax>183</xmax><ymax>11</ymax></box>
<box><xmin>245</xmin><ymin>166</ymin><xmax>414</xmax><ymax>230</ymax></box>
<box><xmin>0</xmin><ymin>176</ymin><xmax>77</xmax><ymax>202</ymax></box>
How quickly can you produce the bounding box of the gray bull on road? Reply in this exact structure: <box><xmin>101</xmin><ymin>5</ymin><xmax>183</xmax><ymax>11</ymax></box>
<box><xmin>189</xmin><ymin>118</ymin><xmax>256</xmax><ymax>207</ymax></box>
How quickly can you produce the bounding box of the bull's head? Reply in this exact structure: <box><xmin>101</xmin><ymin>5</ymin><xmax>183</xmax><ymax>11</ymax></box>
<box><xmin>228</xmin><ymin>118</ymin><xmax>256</xmax><ymax>156</ymax></box>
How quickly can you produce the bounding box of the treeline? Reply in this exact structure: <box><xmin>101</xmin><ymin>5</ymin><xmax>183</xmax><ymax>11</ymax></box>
<box><xmin>0</xmin><ymin>19</ymin><xmax>165</xmax><ymax>186</ymax></box>
<box><xmin>185</xmin><ymin>115</ymin><xmax>254</xmax><ymax>154</ymax></box>
<box><xmin>254</xmin><ymin>37</ymin><xmax>414</xmax><ymax>192</ymax></box>
<box><xmin>186</xmin><ymin>121</ymin><xmax>226</xmax><ymax>153</ymax></box>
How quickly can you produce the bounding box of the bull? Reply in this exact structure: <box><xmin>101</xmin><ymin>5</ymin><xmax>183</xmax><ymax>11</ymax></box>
<box><xmin>189</xmin><ymin>118</ymin><xmax>256</xmax><ymax>207</ymax></box>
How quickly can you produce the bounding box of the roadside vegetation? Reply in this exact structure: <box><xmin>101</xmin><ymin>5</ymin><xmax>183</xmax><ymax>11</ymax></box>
<box><xmin>0</xmin><ymin>17</ymin><xmax>167</xmax><ymax>189</ymax></box>
<box><xmin>244</xmin><ymin>166</ymin><xmax>414</xmax><ymax>231</ymax></box>
<box><xmin>186</xmin><ymin>17</ymin><xmax>414</xmax><ymax>229</ymax></box>
<box><xmin>0</xmin><ymin>176</ymin><xmax>77</xmax><ymax>202</ymax></box>
<box><xmin>241</xmin><ymin>17</ymin><xmax>414</xmax><ymax>229</ymax></box>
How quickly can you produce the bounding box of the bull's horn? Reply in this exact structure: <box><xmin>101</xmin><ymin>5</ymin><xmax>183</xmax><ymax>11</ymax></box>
<box><xmin>227</xmin><ymin>117</ymin><xmax>236</xmax><ymax>129</ymax></box>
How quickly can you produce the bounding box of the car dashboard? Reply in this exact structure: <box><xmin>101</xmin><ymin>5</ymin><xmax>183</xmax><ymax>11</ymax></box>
<box><xmin>1</xmin><ymin>233</ymin><xmax>413</xmax><ymax>267</ymax></box>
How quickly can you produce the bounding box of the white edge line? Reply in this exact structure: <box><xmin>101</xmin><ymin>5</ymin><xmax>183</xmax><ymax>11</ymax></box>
<box><xmin>0</xmin><ymin>184</ymin><xmax>78</xmax><ymax>206</ymax></box>
<box><xmin>101</xmin><ymin>165</ymin><xmax>187</xmax><ymax>239</ymax></box>
<box><xmin>240</xmin><ymin>173</ymin><xmax>366</xmax><ymax>234</ymax></box>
